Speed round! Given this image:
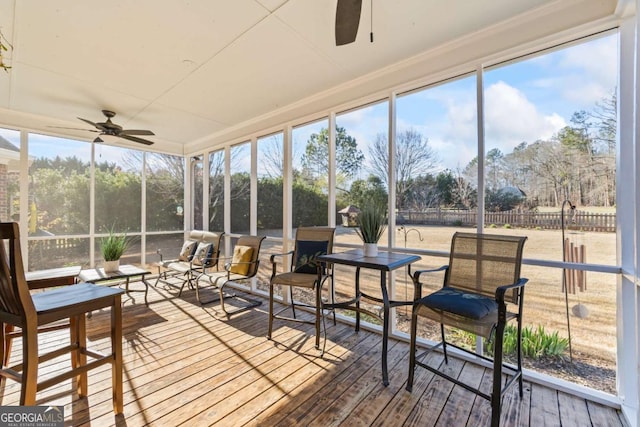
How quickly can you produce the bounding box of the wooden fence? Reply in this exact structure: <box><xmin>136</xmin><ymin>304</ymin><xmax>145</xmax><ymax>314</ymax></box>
<box><xmin>397</xmin><ymin>209</ymin><xmax>615</xmax><ymax>232</ymax></box>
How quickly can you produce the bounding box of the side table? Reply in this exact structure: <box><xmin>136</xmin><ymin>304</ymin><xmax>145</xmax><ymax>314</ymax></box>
<box><xmin>78</xmin><ymin>264</ymin><xmax>151</xmax><ymax>305</ymax></box>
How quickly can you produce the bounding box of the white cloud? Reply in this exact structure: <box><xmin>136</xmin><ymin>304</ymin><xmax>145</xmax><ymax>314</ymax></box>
<box><xmin>560</xmin><ymin>36</ymin><xmax>617</xmax><ymax>88</ymax></box>
<box><xmin>533</xmin><ymin>35</ymin><xmax>617</xmax><ymax>108</ymax></box>
<box><xmin>484</xmin><ymin>81</ymin><xmax>566</xmax><ymax>151</ymax></box>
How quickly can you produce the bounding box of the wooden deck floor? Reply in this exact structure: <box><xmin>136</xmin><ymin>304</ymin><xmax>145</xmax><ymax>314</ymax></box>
<box><xmin>1</xmin><ymin>281</ymin><xmax>626</xmax><ymax>426</ymax></box>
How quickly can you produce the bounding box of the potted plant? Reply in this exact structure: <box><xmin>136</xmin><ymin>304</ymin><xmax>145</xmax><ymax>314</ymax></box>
<box><xmin>101</xmin><ymin>228</ymin><xmax>130</xmax><ymax>272</ymax></box>
<box><xmin>355</xmin><ymin>201</ymin><xmax>387</xmax><ymax>257</ymax></box>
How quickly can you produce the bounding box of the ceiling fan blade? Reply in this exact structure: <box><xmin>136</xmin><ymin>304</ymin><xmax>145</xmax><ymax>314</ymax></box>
<box><xmin>120</xmin><ymin>129</ymin><xmax>155</xmax><ymax>136</ymax></box>
<box><xmin>118</xmin><ymin>134</ymin><xmax>154</xmax><ymax>146</ymax></box>
<box><xmin>49</xmin><ymin>125</ymin><xmax>99</xmax><ymax>133</ymax></box>
<box><xmin>78</xmin><ymin>117</ymin><xmax>99</xmax><ymax>128</ymax></box>
<box><xmin>335</xmin><ymin>0</ymin><xmax>362</xmax><ymax>46</ymax></box>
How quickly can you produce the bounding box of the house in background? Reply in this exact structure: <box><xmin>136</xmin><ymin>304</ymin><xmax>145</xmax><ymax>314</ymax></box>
<box><xmin>0</xmin><ymin>135</ymin><xmax>20</xmax><ymax>220</ymax></box>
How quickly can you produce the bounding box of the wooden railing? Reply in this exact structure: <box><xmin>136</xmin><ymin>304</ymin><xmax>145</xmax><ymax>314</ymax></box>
<box><xmin>397</xmin><ymin>209</ymin><xmax>615</xmax><ymax>232</ymax></box>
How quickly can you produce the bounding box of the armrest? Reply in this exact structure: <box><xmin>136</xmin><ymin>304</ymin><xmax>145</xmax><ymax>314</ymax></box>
<box><xmin>495</xmin><ymin>278</ymin><xmax>529</xmax><ymax>302</ymax></box>
<box><xmin>223</xmin><ymin>259</ymin><xmax>256</xmax><ymax>272</ymax></box>
<box><xmin>412</xmin><ymin>265</ymin><xmax>448</xmax><ymax>282</ymax></box>
<box><xmin>269</xmin><ymin>250</ymin><xmax>294</xmax><ymax>264</ymax></box>
<box><xmin>270</xmin><ymin>250</ymin><xmax>294</xmax><ymax>280</ymax></box>
<box><xmin>410</xmin><ymin>265</ymin><xmax>448</xmax><ymax>301</ymax></box>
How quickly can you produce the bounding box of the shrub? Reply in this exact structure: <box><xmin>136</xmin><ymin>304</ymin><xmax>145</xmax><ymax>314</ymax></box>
<box><xmin>503</xmin><ymin>223</ymin><xmax>512</xmax><ymax>229</ymax></box>
<box><xmin>486</xmin><ymin>325</ymin><xmax>569</xmax><ymax>359</ymax></box>
<box><xmin>452</xmin><ymin>219</ymin><xmax>463</xmax><ymax>227</ymax></box>
<box><xmin>449</xmin><ymin>325</ymin><xmax>569</xmax><ymax>360</ymax></box>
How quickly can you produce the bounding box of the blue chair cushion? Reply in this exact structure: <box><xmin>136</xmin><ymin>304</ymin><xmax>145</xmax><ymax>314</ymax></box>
<box><xmin>294</xmin><ymin>240</ymin><xmax>328</xmax><ymax>274</ymax></box>
<box><xmin>419</xmin><ymin>287</ymin><xmax>497</xmax><ymax>320</ymax></box>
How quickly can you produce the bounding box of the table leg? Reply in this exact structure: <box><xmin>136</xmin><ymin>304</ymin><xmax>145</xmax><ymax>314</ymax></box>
<box><xmin>112</xmin><ymin>294</ymin><xmax>123</xmax><ymax>414</ymax></box>
<box><xmin>141</xmin><ymin>275</ymin><xmax>149</xmax><ymax>305</ymax></box>
<box><xmin>380</xmin><ymin>269</ymin><xmax>390</xmax><ymax>386</ymax></box>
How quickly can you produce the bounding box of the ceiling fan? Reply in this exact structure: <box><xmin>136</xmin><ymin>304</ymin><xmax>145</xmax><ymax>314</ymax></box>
<box><xmin>77</xmin><ymin>110</ymin><xmax>155</xmax><ymax>145</ymax></box>
<box><xmin>335</xmin><ymin>0</ymin><xmax>363</xmax><ymax>46</ymax></box>
<box><xmin>52</xmin><ymin>110</ymin><xmax>155</xmax><ymax>145</ymax></box>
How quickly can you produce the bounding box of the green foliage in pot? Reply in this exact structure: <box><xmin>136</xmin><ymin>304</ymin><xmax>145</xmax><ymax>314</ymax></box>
<box><xmin>355</xmin><ymin>202</ymin><xmax>387</xmax><ymax>244</ymax></box>
<box><xmin>101</xmin><ymin>228</ymin><xmax>130</xmax><ymax>261</ymax></box>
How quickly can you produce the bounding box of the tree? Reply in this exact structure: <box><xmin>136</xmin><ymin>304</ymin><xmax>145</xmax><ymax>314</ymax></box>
<box><xmin>209</xmin><ymin>150</ymin><xmax>224</xmax><ymax>230</ymax></box>
<box><xmin>347</xmin><ymin>176</ymin><xmax>388</xmax><ymax>210</ymax></box>
<box><xmin>292</xmin><ymin>181</ymin><xmax>328</xmax><ymax>227</ymax></box>
<box><xmin>405</xmin><ymin>174</ymin><xmax>440</xmax><ymax>210</ymax></box>
<box><xmin>260</xmin><ymin>135</ymin><xmax>285</xmax><ymax>178</ymax></box>
<box><xmin>368</xmin><ymin>128</ymin><xmax>438</xmax><ymax>210</ymax></box>
<box><xmin>145</xmin><ymin>153</ymin><xmax>185</xmax><ymax>231</ymax></box>
<box><xmin>301</xmin><ymin>126</ymin><xmax>364</xmax><ymax>180</ymax></box>
<box><xmin>485</xmin><ymin>148</ymin><xmax>505</xmax><ymax>190</ymax></box>
<box><xmin>230</xmin><ymin>172</ymin><xmax>250</xmax><ymax>232</ymax></box>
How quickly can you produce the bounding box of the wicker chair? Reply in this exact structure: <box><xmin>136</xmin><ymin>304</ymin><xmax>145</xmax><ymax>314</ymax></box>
<box><xmin>267</xmin><ymin>227</ymin><xmax>336</xmax><ymax>352</ymax></box>
<box><xmin>407</xmin><ymin>232</ymin><xmax>527</xmax><ymax>427</ymax></box>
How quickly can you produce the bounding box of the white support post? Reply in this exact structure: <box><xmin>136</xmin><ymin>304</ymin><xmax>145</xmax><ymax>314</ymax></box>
<box><xmin>329</xmin><ymin>113</ymin><xmax>337</xmax><ymax>228</ymax></box>
<box><xmin>141</xmin><ymin>153</ymin><xmax>147</xmax><ymax>265</ymax></box>
<box><xmin>283</xmin><ymin>126</ymin><xmax>293</xmax><ymax>243</ymax></box>
<box><xmin>183</xmin><ymin>156</ymin><xmax>192</xmax><ymax>236</ymax></box>
<box><xmin>283</xmin><ymin>126</ymin><xmax>293</xmax><ymax>303</ymax></box>
<box><xmin>388</xmin><ymin>92</ymin><xmax>398</xmax><ymax>332</ymax></box>
<box><xmin>619</xmin><ymin>14</ymin><xmax>639</xmax><ymax>426</ymax></box>
<box><xmin>19</xmin><ymin>130</ymin><xmax>29</xmax><ymax>268</ymax></box>
<box><xmin>90</xmin><ymin>141</ymin><xmax>96</xmax><ymax>266</ymax></box>
<box><xmin>475</xmin><ymin>63</ymin><xmax>486</xmax><ymax>355</ymax></box>
<box><xmin>250</xmin><ymin>138</ymin><xmax>258</xmax><ymax>237</ymax></box>
<box><xmin>224</xmin><ymin>146</ymin><xmax>231</xmax><ymax>260</ymax></box>
<box><xmin>202</xmin><ymin>152</ymin><xmax>210</xmax><ymax>231</ymax></box>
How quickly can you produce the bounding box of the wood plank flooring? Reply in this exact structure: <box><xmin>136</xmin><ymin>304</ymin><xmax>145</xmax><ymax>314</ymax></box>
<box><xmin>1</xmin><ymin>280</ymin><xmax>627</xmax><ymax>426</ymax></box>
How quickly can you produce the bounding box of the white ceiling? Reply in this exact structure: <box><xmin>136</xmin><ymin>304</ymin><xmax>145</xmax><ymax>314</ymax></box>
<box><xmin>0</xmin><ymin>0</ymin><xmax>625</xmax><ymax>154</ymax></box>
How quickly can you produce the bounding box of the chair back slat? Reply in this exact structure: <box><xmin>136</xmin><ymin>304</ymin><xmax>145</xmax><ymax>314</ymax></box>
<box><xmin>291</xmin><ymin>227</ymin><xmax>336</xmax><ymax>272</ymax></box>
<box><xmin>446</xmin><ymin>232</ymin><xmax>527</xmax><ymax>304</ymax></box>
<box><xmin>0</xmin><ymin>222</ymin><xmax>35</xmax><ymax>320</ymax></box>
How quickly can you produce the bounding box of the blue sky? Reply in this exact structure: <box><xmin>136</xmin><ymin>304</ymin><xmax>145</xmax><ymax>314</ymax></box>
<box><xmin>2</xmin><ymin>33</ymin><xmax>617</xmax><ymax>177</ymax></box>
<box><xmin>332</xmin><ymin>33</ymin><xmax>617</xmax><ymax>174</ymax></box>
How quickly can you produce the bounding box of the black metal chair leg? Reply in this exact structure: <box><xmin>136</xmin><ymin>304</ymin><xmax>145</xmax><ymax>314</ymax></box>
<box><xmin>406</xmin><ymin>306</ymin><xmax>419</xmax><ymax>392</ymax></box>
<box><xmin>315</xmin><ymin>283</ymin><xmax>321</xmax><ymax>351</ymax></box>
<box><xmin>440</xmin><ymin>324</ymin><xmax>448</xmax><ymax>364</ymax></box>
<box><xmin>267</xmin><ymin>283</ymin><xmax>274</xmax><ymax>340</ymax></box>
<box><xmin>289</xmin><ymin>286</ymin><xmax>297</xmax><ymax>319</ymax></box>
<box><xmin>491</xmin><ymin>321</ymin><xmax>506</xmax><ymax>427</ymax></box>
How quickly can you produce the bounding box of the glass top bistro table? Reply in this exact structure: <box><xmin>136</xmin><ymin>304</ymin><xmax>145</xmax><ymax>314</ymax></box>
<box><xmin>78</xmin><ymin>264</ymin><xmax>152</xmax><ymax>305</ymax></box>
<box><xmin>317</xmin><ymin>249</ymin><xmax>421</xmax><ymax>386</ymax></box>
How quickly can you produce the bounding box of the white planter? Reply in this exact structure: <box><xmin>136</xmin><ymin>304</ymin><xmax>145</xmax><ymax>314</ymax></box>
<box><xmin>103</xmin><ymin>260</ymin><xmax>120</xmax><ymax>273</ymax></box>
<box><xmin>363</xmin><ymin>243</ymin><xmax>378</xmax><ymax>257</ymax></box>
